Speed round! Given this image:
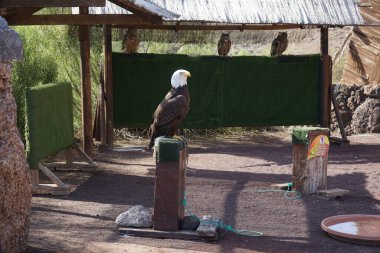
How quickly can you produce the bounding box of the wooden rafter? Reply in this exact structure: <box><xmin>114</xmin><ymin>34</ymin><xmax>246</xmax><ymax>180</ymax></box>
<box><xmin>0</xmin><ymin>0</ymin><xmax>106</xmax><ymax>8</ymax></box>
<box><xmin>3</xmin><ymin>7</ymin><xmax>42</xmax><ymax>23</ymax></box>
<box><xmin>8</xmin><ymin>14</ymin><xmax>151</xmax><ymax>26</ymax></box>
<box><xmin>113</xmin><ymin>23</ymin><xmax>305</xmax><ymax>31</ymax></box>
<box><xmin>109</xmin><ymin>0</ymin><xmax>162</xmax><ymax>24</ymax></box>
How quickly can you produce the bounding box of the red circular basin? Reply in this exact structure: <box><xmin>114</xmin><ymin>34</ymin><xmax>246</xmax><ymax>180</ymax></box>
<box><xmin>321</xmin><ymin>214</ymin><xmax>380</xmax><ymax>245</ymax></box>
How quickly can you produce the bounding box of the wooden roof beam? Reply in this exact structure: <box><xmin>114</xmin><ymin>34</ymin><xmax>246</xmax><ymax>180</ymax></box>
<box><xmin>8</xmin><ymin>14</ymin><xmax>153</xmax><ymax>26</ymax></box>
<box><xmin>0</xmin><ymin>0</ymin><xmax>106</xmax><ymax>8</ymax></box>
<box><xmin>4</xmin><ymin>7</ymin><xmax>42</xmax><ymax>24</ymax></box>
<box><xmin>113</xmin><ymin>23</ymin><xmax>306</xmax><ymax>31</ymax></box>
<box><xmin>109</xmin><ymin>0</ymin><xmax>162</xmax><ymax>24</ymax></box>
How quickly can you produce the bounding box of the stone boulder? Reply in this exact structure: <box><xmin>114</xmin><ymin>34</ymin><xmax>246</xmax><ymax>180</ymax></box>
<box><xmin>115</xmin><ymin>205</ymin><xmax>153</xmax><ymax>228</ymax></box>
<box><xmin>0</xmin><ymin>19</ymin><xmax>31</xmax><ymax>253</ymax></box>
<box><xmin>352</xmin><ymin>98</ymin><xmax>380</xmax><ymax>134</ymax></box>
<box><xmin>0</xmin><ymin>17</ymin><xmax>23</xmax><ymax>62</ymax></box>
<box><xmin>363</xmin><ymin>85</ymin><xmax>380</xmax><ymax>99</ymax></box>
<box><xmin>0</xmin><ymin>62</ymin><xmax>31</xmax><ymax>252</ymax></box>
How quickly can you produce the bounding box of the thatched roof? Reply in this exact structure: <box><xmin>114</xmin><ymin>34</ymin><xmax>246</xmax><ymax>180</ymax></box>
<box><xmin>89</xmin><ymin>0</ymin><xmax>364</xmax><ymax>26</ymax></box>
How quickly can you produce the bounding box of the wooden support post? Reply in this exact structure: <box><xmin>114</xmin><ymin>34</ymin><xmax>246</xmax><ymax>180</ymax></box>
<box><xmin>154</xmin><ymin>138</ymin><xmax>186</xmax><ymax>231</ymax></box>
<box><xmin>31</xmin><ymin>170</ymin><xmax>39</xmax><ymax>186</ymax></box>
<box><xmin>64</xmin><ymin>148</ymin><xmax>74</xmax><ymax>165</ymax></box>
<box><xmin>292</xmin><ymin>128</ymin><xmax>330</xmax><ymax>194</ymax></box>
<box><xmin>79</xmin><ymin>7</ymin><xmax>93</xmax><ymax>155</ymax></box>
<box><xmin>320</xmin><ymin>27</ymin><xmax>332</xmax><ymax>128</ymax></box>
<box><xmin>103</xmin><ymin>24</ymin><xmax>114</xmax><ymax>147</ymax></box>
<box><xmin>99</xmin><ymin>61</ymin><xmax>107</xmax><ymax>147</ymax></box>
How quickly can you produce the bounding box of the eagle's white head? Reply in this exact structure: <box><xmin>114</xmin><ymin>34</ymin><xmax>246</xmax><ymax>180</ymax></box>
<box><xmin>171</xmin><ymin>69</ymin><xmax>191</xmax><ymax>88</ymax></box>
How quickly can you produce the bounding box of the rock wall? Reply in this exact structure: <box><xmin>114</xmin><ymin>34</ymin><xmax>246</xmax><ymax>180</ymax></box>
<box><xmin>332</xmin><ymin>84</ymin><xmax>380</xmax><ymax>135</ymax></box>
<box><xmin>0</xmin><ymin>18</ymin><xmax>31</xmax><ymax>253</ymax></box>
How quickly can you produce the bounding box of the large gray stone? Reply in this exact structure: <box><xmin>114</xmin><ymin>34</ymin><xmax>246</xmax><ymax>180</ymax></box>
<box><xmin>0</xmin><ymin>62</ymin><xmax>31</xmax><ymax>253</ymax></box>
<box><xmin>363</xmin><ymin>85</ymin><xmax>380</xmax><ymax>98</ymax></box>
<box><xmin>115</xmin><ymin>205</ymin><xmax>153</xmax><ymax>228</ymax></box>
<box><xmin>0</xmin><ymin>17</ymin><xmax>23</xmax><ymax>61</ymax></box>
<box><xmin>352</xmin><ymin>98</ymin><xmax>380</xmax><ymax>134</ymax></box>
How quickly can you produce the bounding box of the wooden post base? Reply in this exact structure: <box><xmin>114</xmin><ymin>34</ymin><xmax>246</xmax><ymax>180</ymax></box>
<box><xmin>31</xmin><ymin>163</ymin><xmax>71</xmax><ymax>195</ymax></box>
<box><xmin>45</xmin><ymin>142</ymin><xmax>97</xmax><ymax>172</ymax></box>
<box><xmin>292</xmin><ymin>128</ymin><xmax>330</xmax><ymax>194</ymax></box>
<box><xmin>119</xmin><ymin>215</ymin><xmax>220</xmax><ymax>241</ymax></box>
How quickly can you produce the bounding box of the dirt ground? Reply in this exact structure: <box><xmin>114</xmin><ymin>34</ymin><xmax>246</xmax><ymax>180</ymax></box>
<box><xmin>27</xmin><ymin>132</ymin><xmax>380</xmax><ymax>253</ymax></box>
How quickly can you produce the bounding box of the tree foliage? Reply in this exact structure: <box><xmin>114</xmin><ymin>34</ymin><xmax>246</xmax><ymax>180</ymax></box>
<box><xmin>12</xmin><ymin>24</ymin><xmax>102</xmax><ymax>141</ymax></box>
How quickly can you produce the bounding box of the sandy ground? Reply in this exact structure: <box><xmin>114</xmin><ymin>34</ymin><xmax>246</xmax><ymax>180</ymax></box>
<box><xmin>27</xmin><ymin>132</ymin><xmax>380</xmax><ymax>253</ymax></box>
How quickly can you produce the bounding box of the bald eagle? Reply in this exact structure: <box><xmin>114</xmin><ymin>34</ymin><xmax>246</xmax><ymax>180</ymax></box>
<box><xmin>148</xmin><ymin>70</ymin><xmax>191</xmax><ymax>150</ymax></box>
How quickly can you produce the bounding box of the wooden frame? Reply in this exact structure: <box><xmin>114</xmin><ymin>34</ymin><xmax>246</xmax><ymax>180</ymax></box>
<box><xmin>32</xmin><ymin>142</ymin><xmax>97</xmax><ymax>195</ymax></box>
<box><xmin>2</xmin><ymin>2</ymin><xmax>357</xmax><ymax>152</ymax></box>
<box><xmin>0</xmin><ymin>0</ymin><xmax>106</xmax><ymax>8</ymax></box>
<box><xmin>31</xmin><ymin>163</ymin><xmax>71</xmax><ymax>196</ymax></box>
<box><xmin>44</xmin><ymin>142</ymin><xmax>98</xmax><ymax>171</ymax></box>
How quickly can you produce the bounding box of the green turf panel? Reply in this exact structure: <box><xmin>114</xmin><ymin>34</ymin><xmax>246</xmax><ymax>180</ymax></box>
<box><xmin>113</xmin><ymin>53</ymin><xmax>223</xmax><ymax>129</ymax></box>
<box><xmin>222</xmin><ymin>55</ymin><xmax>321</xmax><ymax>126</ymax></box>
<box><xmin>25</xmin><ymin>82</ymin><xmax>74</xmax><ymax>169</ymax></box>
<box><xmin>112</xmin><ymin>53</ymin><xmax>321</xmax><ymax>129</ymax></box>
<box><xmin>292</xmin><ymin>127</ymin><xmax>329</xmax><ymax>145</ymax></box>
<box><xmin>155</xmin><ymin>137</ymin><xmax>185</xmax><ymax>162</ymax></box>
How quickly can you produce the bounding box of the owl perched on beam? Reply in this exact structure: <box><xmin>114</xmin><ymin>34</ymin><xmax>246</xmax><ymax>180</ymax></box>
<box><xmin>217</xmin><ymin>32</ymin><xmax>231</xmax><ymax>56</ymax></box>
<box><xmin>122</xmin><ymin>28</ymin><xmax>139</xmax><ymax>54</ymax></box>
<box><xmin>270</xmin><ymin>32</ymin><xmax>288</xmax><ymax>56</ymax></box>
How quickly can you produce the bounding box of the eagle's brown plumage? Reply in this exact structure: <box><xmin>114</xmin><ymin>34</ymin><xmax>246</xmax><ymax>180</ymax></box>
<box><xmin>122</xmin><ymin>28</ymin><xmax>139</xmax><ymax>54</ymax></box>
<box><xmin>217</xmin><ymin>32</ymin><xmax>231</xmax><ymax>56</ymax></box>
<box><xmin>148</xmin><ymin>71</ymin><xmax>190</xmax><ymax>149</ymax></box>
<box><xmin>270</xmin><ymin>32</ymin><xmax>288</xmax><ymax>56</ymax></box>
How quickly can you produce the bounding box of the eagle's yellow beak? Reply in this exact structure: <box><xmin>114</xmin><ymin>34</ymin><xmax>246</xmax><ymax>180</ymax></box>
<box><xmin>184</xmin><ymin>71</ymin><xmax>191</xmax><ymax>78</ymax></box>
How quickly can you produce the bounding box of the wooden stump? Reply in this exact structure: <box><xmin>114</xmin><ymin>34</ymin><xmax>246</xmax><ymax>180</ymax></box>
<box><xmin>292</xmin><ymin>128</ymin><xmax>330</xmax><ymax>194</ymax></box>
<box><xmin>154</xmin><ymin>137</ymin><xmax>186</xmax><ymax>231</ymax></box>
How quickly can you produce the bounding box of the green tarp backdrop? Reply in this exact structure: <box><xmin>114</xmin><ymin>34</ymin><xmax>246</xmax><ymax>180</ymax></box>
<box><xmin>25</xmin><ymin>82</ymin><xmax>74</xmax><ymax>169</ymax></box>
<box><xmin>112</xmin><ymin>53</ymin><xmax>321</xmax><ymax>129</ymax></box>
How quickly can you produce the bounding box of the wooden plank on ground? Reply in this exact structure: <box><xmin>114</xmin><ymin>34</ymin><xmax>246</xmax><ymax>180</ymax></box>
<box><xmin>32</xmin><ymin>184</ymin><xmax>71</xmax><ymax>196</ymax></box>
<box><xmin>317</xmin><ymin>189</ymin><xmax>350</xmax><ymax>200</ymax></box>
<box><xmin>45</xmin><ymin>161</ymin><xmax>97</xmax><ymax>172</ymax></box>
<box><xmin>118</xmin><ymin>227</ymin><xmax>219</xmax><ymax>241</ymax></box>
<box><xmin>269</xmin><ymin>183</ymin><xmax>291</xmax><ymax>190</ymax></box>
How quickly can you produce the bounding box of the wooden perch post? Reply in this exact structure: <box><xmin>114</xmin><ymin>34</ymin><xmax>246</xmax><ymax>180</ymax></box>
<box><xmin>154</xmin><ymin>137</ymin><xmax>187</xmax><ymax>231</ymax></box>
<box><xmin>292</xmin><ymin>127</ymin><xmax>330</xmax><ymax>194</ymax></box>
